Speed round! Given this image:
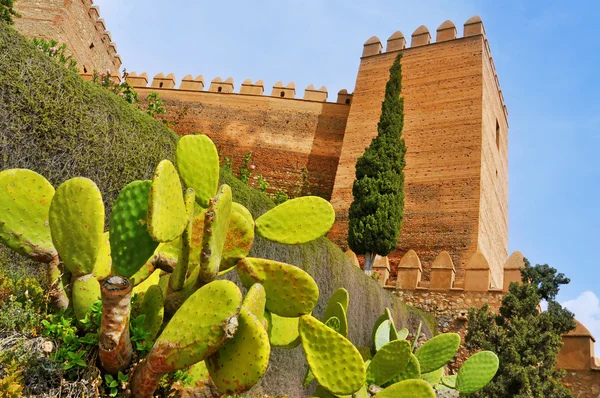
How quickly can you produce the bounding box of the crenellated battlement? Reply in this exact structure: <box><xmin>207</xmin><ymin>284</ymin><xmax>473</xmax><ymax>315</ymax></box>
<box><xmin>83</xmin><ymin>2</ymin><xmax>122</xmax><ymax>72</ymax></box>
<box><xmin>124</xmin><ymin>72</ymin><xmax>352</xmax><ymax>105</ymax></box>
<box><xmin>362</xmin><ymin>16</ymin><xmax>507</xmax><ymax>123</ymax></box>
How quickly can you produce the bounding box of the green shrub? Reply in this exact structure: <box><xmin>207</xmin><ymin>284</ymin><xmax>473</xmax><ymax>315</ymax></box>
<box><xmin>0</xmin><ymin>22</ymin><xmax>178</xmax><ymax>216</ymax></box>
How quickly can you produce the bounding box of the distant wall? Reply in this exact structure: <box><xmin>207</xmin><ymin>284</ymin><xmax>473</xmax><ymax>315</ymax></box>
<box><xmin>129</xmin><ymin>79</ymin><xmax>351</xmax><ymax>200</ymax></box>
<box><xmin>14</xmin><ymin>0</ymin><xmax>121</xmax><ymax>73</ymax></box>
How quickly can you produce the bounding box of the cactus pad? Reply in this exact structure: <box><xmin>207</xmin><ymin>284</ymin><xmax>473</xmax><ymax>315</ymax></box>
<box><xmin>366</xmin><ymin>339</ymin><xmax>411</xmax><ymax>386</ymax></box>
<box><xmin>176</xmin><ymin>134</ymin><xmax>219</xmax><ymax>207</ymax></box>
<box><xmin>109</xmin><ymin>180</ymin><xmax>159</xmax><ymax>278</ymax></box>
<box><xmin>242</xmin><ymin>283</ymin><xmax>266</xmax><ymax>321</ymax></box>
<box><xmin>180</xmin><ymin>361</ymin><xmax>211</xmax><ymax>388</ymax></box>
<box><xmin>299</xmin><ymin>314</ymin><xmax>365</xmax><ymax>395</ymax></box>
<box><xmin>323</xmin><ymin>287</ymin><xmax>349</xmax><ymax>321</ymax></box>
<box><xmin>49</xmin><ymin>177</ymin><xmax>104</xmax><ymax>276</ymax></box>
<box><xmin>147</xmin><ymin>160</ymin><xmax>187</xmax><ymax>242</ymax></box>
<box><xmin>397</xmin><ymin>328</ymin><xmax>409</xmax><ymax>340</ymax></box>
<box><xmin>220</xmin><ymin>202</ymin><xmax>254</xmax><ymax>272</ymax></box>
<box><xmin>197</xmin><ymin>185</ymin><xmax>232</xmax><ymax>283</ymax></box>
<box><xmin>0</xmin><ymin>169</ymin><xmax>56</xmax><ymax>262</ymax></box>
<box><xmin>269</xmin><ymin>312</ymin><xmax>300</xmax><ymax>348</ymax></box>
<box><xmin>415</xmin><ymin>333</ymin><xmax>460</xmax><ymax>374</ymax></box>
<box><xmin>72</xmin><ymin>274</ymin><xmax>101</xmax><ymax>322</ymax></box>
<box><xmin>206</xmin><ymin>306</ymin><xmax>270</xmax><ymax>394</ymax></box>
<box><xmin>255</xmin><ymin>196</ymin><xmax>335</xmax><ymax>244</ymax></box>
<box><xmin>325</xmin><ymin>302</ymin><xmax>348</xmax><ymax>337</ymax></box>
<box><xmin>92</xmin><ymin>232</ymin><xmax>111</xmax><ymax>280</ymax></box>
<box><xmin>375</xmin><ymin>379</ymin><xmax>436</xmax><ymax>398</ymax></box>
<box><xmin>149</xmin><ymin>280</ymin><xmax>242</xmax><ymax>372</ymax></box>
<box><xmin>455</xmin><ymin>351</ymin><xmax>499</xmax><ymax>395</ymax></box>
<box><xmin>139</xmin><ymin>285</ymin><xmax>164</xmax><ymax>341</ymax></box>
<box><xmin>385</xmin><ymin>353</ymin><xmax>421</xmax><ymax>386</ymax></box>
<box><xmin>374</xmin><ymin>320</ymin><xmax>392</xmax><ymax>352</ymax></box>
<box><xmin>237</xmin><ymin>257</ymin><xmax>319</xmax><ymax>317</ymax></box>
<box><xmin>170</xmin><ymin>188</ymin><xmax>195</xmax><ymax>292</ymax></box>
<box><xmin>421</xmin><ymin>367</ymin><xmax>444</xmax><ymax>386</ymax></box>
<box><xmin>441</xmin><ymin>374</ymin><xmax>456</xmax><ymax>389</ymax></box>
<box><xmin>325</xmin><ymin>316</ymin><xmax>341</xmax><ymax>332</ymax></box>
<box><xmin>132</xmin><ymin>269</ymin><xmax>161</xmax><ymax>296</ymax></box>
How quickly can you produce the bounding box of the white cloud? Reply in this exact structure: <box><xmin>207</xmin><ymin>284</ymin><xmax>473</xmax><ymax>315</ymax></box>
<box><xmin>562</xmin><ymin>291</ymin><xmax>600</xmax><ymax>357</ymax></box>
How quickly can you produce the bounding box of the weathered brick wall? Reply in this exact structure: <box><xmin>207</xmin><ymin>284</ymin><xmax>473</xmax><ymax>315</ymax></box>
<box><xmin>14</xmin><ymin>0</ymin><xmax>121</xmax><ymax>73</ymax></box>
<box><xmin>132</xmin><ymin>83</ymin><xmax>350</xmax><ymax>200</ymax></box>
<box><xmin>562</xmin><ymin>370</ymin><xmax>600</xmax><ymax>398</ymax></box>
<box><xmin>329</xmin><ymin>21</ymin><xmax>508</xmax><ymax>285</ymax></box>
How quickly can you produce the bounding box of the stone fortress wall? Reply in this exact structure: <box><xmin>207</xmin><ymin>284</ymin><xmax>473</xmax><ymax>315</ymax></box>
<box><xmin>13</xmin><ymin>0</ymin><xmax>121</xmax><ymax>73</ymax></box>
<box><xmin>11</xmin><ymin>2</ymin><xmax>599</xmax><ymax>395</ymax></box>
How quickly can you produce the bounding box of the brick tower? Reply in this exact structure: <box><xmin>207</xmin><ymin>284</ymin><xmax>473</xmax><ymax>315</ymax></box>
<box><xmin>329</xmin><ymin>17</ymin><xmax>508</xmax><ymax>286</ymax></box>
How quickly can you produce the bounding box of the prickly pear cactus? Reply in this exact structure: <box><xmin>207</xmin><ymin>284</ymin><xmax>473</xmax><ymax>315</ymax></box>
<box><xmin>374</xmin><ymin>319</ymin><xmax>393</xmax><ymax>352</ymax></box>
<box><xmin>441</xmin><ymin>374</ymin><xmax>456</xmax><ymax>389</ymax></box>
<box><xmin>386</xmin><ymin>308</ymin><xmax>399</xmax><ymax>341</ymax></box>
<box><xmin>397</xmin><ymin>328</ymin><xmax>409</xmax><ymax>340</ymax></box>
<box><xmin>299</xmin><ymin>314</ymin><xmax>365</xmax><ymax>395</ymax></box>
<box><xmin>323</xmin><ymin>287</ymin><xmax>349</xmax><ymax>321</ymax></box>
<box><xmin>414</xmin><ymin>333</ymin><xmax>460</xmax><ymax>374</ymax></box>
<box><xmin>366</xmin><ymin>339</ymin><xmax>411</xmax><ymax>386</ymax></box>
<box><xmin>237</xmin><ymin>257</ymin><xmax>319</xmax><ymax>317</ymax></box>
<box><xmin>421</xmin><ymin>367</ymin><xmax>444</xmax><ymax>386</ymax></box>
<box><xmin>325</xmin><ymin>302</ymin><xmax>348</xmax><ymax>337</ymax></box>
<box><xmin>147</xmin><ymin>160</ymin><xmax>187</xmax><ymax>242</ymax></box>
<box><xmin>375</xmin><ymin>379</ymin><xmax>436</xmax><ymax>398</ymax></box>
<box><xmin>242</xmin><ymin>283</ymin><xmax>266</xmax><ymax>323</ymax></box>
<box><xmin>197</xmin><ymin>184</ymin><xmax>232</xmax><ymax>283</ymax></box>
<box><xmin>170</xmin><ymin>188</ymin><xmax>195</xmax><ymax>293</ymax></box>
<box><xmin>109</xmin><ymin>180</ymin><xmax>158</xmax><ymax>278</ymax></box>
<box><xmin>176</xmin><ymin>134</ymin><xmax>219</xmax><ymax>208</ymax></box>
<box><xmin>268</xmin><ymin>312</ymin><xmax>300</xmax><ymax>348</ymax></box>
<box><xmin>219</xmin><ymin>202</ymin><xmax>254</xmax><ymax>272</ymax></box>
<box><xmin>455</xmin><ymin>351</ymin><xmax>499</xmax><ymax>395</ymax></box>
<box><xmin>139</xmin><ymin>285</ymin><xmax>164</xmax><ymax>341</ymax></box>
<box><xmin>384</xmin><ymin>352</ymin><xmax>421</xmax><ymax>386</ymax></box>
<box><xmin>254</xmin><ymin>196</ymin><xmax>335</xmax><ymax>244</ymax></box>
<box><xmin>49</xmin><ymin>177</ymin><xmax>104</xmax><ymax>276</ymax></box>
<box><xmin>148</xmin><ymin>280</ymin><xmax>242</xmax><ymax>372</ymax></box>
<box><xmin>92</xmin><ymin>232</ymin><xmax>111</xmax><ymax>280</ymax></box>
<box><xmin>72</xmin><ymin>274</ymin><xmax>101</xmax><ymax>322</ymax></box>
<box><xmin>0</xmin><ymin>169</ymin><xmax>56</xmax><ymax>262</ymax></box>
<box><xmin>206</xmin><ymin>306</ymin><xmax>270</xmax><ymax>394</ymax></box>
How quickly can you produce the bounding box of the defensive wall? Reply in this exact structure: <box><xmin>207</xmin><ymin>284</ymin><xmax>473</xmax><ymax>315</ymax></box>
<box><xmin>13</xmin><ymin>0</ymin><xmax>121</xmax><ymax>73</ymax></box>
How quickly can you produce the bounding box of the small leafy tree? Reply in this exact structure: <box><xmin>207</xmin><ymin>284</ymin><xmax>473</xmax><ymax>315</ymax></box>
<box><xmin>0</xmin><ymin>0</ymin><xmax>19</xmax><ymax>25</ymax></box>
<box><xmin>465</xmin><ymin>260</ymin><xmax>576</xmax><ymax>398</ymax></box>
<box><xmin>348</xmin><ymin>54</ymin><xmax>406</xmax><ymax>274</ymax></box>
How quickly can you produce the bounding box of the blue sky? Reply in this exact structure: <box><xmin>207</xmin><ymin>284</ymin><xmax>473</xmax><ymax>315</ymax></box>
<box><xmin>95</xmin><ymin>0</ymin><xmax>600</xmax><ymax>349</ymax></box>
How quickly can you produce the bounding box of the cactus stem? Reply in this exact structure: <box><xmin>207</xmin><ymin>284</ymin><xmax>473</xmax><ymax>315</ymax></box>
<box><xmin>48</xmin><ymin>255</ymin><xmax>69</xmax><ymax>311</ymax></box>
<box><xmin>153</xmin><ymin>252</ymin><xmax>176</xmax><ymax>273</ymax></box>
<box><xmin>99</xmin><ymin>275</ymin><xmax>133</xmax><ymax>374</ymax></box>
<box><xmin>129</xmin><ymin>358</ymin><xmax>163</xmax><ymax>398</ymax></box>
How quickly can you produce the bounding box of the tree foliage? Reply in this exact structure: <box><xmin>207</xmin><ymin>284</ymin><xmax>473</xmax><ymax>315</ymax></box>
<box><xmin>465</xmin><ymin>260</ymin><xmax>576</xmax><ymax>398</ymax></box>
<box><xmin>348</xmin><ymin>54</ymin><xmax>406</xmax><ymax>270</ymax></box>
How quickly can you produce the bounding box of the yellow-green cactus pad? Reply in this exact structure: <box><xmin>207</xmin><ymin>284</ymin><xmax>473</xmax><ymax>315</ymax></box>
<box><xmin>197</xmin><ymin>185</ymin><xmax>232</xmax><ymax>283</ymax></box>
<box><xmin>299</xmin><ymin>315</ymin><xmax>365</xmax><ymax>395</ymax></box>
<box><xmin>242</xmin><ymin>283</ymin><xmax>266</xmax><ymax>321</ymax></box>
<box><xmin>269</xmin><ymin>312</ymin><xmax>300</xmax><ymax>348</ymax></box>
<box><xmin>139</xmin><ymin>285</ymin><xmax>164</xmax><ymax>341</ymax></box>
<box><xmin>384</xmin><ymin>353</ymin><xmax>421</xmax><ymax>386</ymax></box>
<box><xmin>421</xmin><ymin>367</ymin><xmax>444</xmax><ymax>386</ymax></box>
<box><xmin>456</xmin><ymin>351</ymin><xmax>499</xmax><ymax>395</ymax></box>
<box><xmin>397</xmin><ymin>328</ymin><xmax>409</xmax><ymax>340</ymax></box>
<box><xmin>109</xmin><ymin>180</ymin><xmax>159</xmax><ymax>278</ymax></box>
<box><xmin>170</xmin><ymin>188</ymin><xmax>195</xmax><ymax>293</ymax></box>
<box><xmin>49</xmin><ymin>177</ymin><xmax>104</xmax><ymax>276</ymax></box>
<box><xmin>0</xmin><ymin>169</ymin><xmax>56</xmax><ymax>262</ymax></box>
<box><xmin>375</xmin><ymin>379</ymin><xmax>436</xmax><ymax>398</ymax></box>
<box><xmin>133</xmin><ymin>269</ymin><xmax>161</xmax><ymax>296</ymax></box>
<box><xmin>147</xmin><ymin>160</ymin><xmax>187</xmax><ymax>242</ymax></box>
<box><xmin>325</xmin><ymin>316</ymin><xmax>341</xmax><ymax>333</ymax></box>
<box><xmin>180</xmin><ymin>361</ymin><xmax>211</xmax><ymax>388</ymax></box>
<box><xmin>92</xmin><ymin>232</ymin><xmax>111</xmax><ymax>280</ymax></box>
<box><xmin>185</xmin><ymin>210</ymin><xmax>206</xmax><ymax>277</ymax></box>
<box><xmin>176</xmin><ymin>134</ymin><xmax>219</xmax><ymax>208</ymax></box>
<box><xmin>220</xmin><ymin>202</ymin><xmax>254</xmax><ymax>272</ymax></box>
<box><xmin>237</xmin><ymin>257</ymin><xmax>319</xmax><ymax>317</ymax></box>
<box><xmin>441</xmin><ymin>374</ymin><xmax>456</xmax><ymax>389</ymax></box>
<box><xmin>323</xmin><ymin>288</ymin><xmax>349</xmax><ymax>321</ymax></box>
<box><xmin>367</xmin><ymin>339</ymin><xmax>411</xmax><ymax>386</ymax></box>
<box><xmin>325</xmin><ymin>302</ymin><xmax>348</xmax><ymax>337</ymax></box>
<box><xmin>206</xmin><ymin>306</ymin><xmax>270</xmax><ymax>394</ymax></box>
<box><xmin>415</xmin><ymin>333</ymin><xmax>460</xmax><ymax>374</ymax></box>
<box><xmin>255</xmin><ymin>196</ymin><xmax>335</xmax><ymax>245</ymax></box>
<box><xmin>72</xmin><ymin>274</ymin><xmax>101</xmax><ymax>322</ymax></box>
<box><xmin>314</xmin><ymin>385</ymin><xmax>347</xmax><ymax>398</ymax></box>
<box><xmin>149</xmin><ymin>280</ymin><xmax>242</xmax><ymax>372</ymax></box>
<box><xmin>374</xmin><ymin>320</ymin><xmax>392</xmax><ymax>352</ymax></box>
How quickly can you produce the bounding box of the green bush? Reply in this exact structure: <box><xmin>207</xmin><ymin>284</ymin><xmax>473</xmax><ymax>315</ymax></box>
<box><xmin>0</xmin><ymin>22</ymin><xmax>178</xmax><ymax>215</ymax></box>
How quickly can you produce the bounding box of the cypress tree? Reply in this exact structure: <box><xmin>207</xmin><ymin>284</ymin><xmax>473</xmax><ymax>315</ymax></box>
<box><xmin>348</xmin><ymin>54</ymin><xmax>406</xmax><ymax>274</ymax></box>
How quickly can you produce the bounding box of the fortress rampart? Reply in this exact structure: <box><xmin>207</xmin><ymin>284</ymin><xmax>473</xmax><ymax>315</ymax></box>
<box><xmin>13</xmin><ymin>0</ymin><xmax>122</xmax><ymax>73</ymax></box>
